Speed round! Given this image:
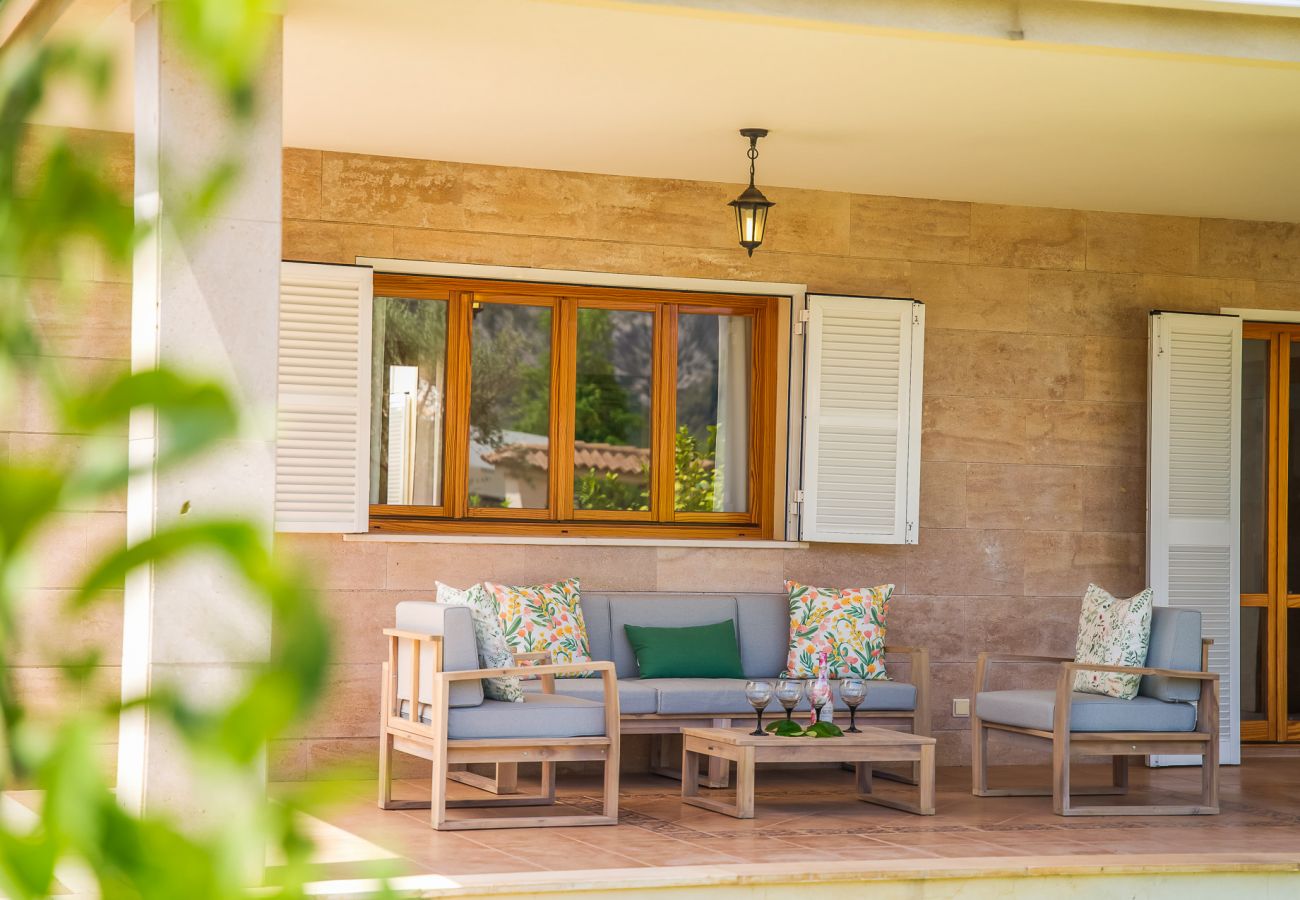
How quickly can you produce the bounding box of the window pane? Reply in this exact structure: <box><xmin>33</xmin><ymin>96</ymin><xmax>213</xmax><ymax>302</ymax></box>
<box><xmin>1290</xmin><ymin>341</ymin><xmax>1300</xmax><ymax>593</ymax></box>
<box><xmin>573</xmin><ymin>308</ymin><xmax>652</xmax><ymax>512</ymax></box>
<box><xmin>370</xmin><ymin>296</ymin><xmax>448</xmax><ymax>506</ymax></box>
<box><xmin>675</xmin><ymin>312</ymin><xmax>752</xmax><ymax>513</ymax></box>
<box><xmin>1242</xmin><ymin>338</ymin><xmax>1269</xmax><ymax>595</ymax></box>
<box><xmin>1290</xmin><ymin>608</ymin><xmax>1300</xmax><ymax>721</ymax></box>
<box><xmin>469</xmin><ymin>302</ymin><xmax>552</xmax><ymax>510</ymax></box>
<box><xmin>1240</xmin><ymin>606</ymin><xmax>1268</xmax><ymax>722</ymax></box>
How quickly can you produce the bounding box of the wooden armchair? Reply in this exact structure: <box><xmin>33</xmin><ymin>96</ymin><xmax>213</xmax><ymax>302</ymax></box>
<box><xmin>378</xmin><ymin>603</ymin><xmax>620</xmax><ymax>830</ymax></box>
<box><xmin>971</xmin><ymin>607</ymin><xmax>1219</xmax><ymax>816</ymax></box>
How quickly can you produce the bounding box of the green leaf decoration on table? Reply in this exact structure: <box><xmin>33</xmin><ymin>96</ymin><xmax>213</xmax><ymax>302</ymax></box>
<box><xmin>764</xmin><ymin>719</ymin><xmax>844</xmax><ymax>738</ymax></box>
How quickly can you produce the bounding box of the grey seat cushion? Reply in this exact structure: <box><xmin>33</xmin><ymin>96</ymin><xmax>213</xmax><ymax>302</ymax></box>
<box><xmin>976</xmin><ymin>689</ymin><xmax>1197</xmax><ymax>733</ymax></box>
<box><xmin>646</xmin><ymin>678</ymin><xmax>917</xmax><ymax>715</ymax></box>
<box><xmin>521</xmin><ymin>677</ymin><xmax>658</xmax><ymax>714</ymax></box>
<box><xmin>608</xmin><ymin>595</ymin><xmax>739</xmax><ymax>677</ymax></box>
<box><xmin>579</xmin><ymin>592</ymin><xmax>614</xmax><ymax>663</ymax></box>
<box><xmin>444</xmin><ymin>693</ymin><xmax>607</xmax><ymax>740</ymax></box>
<box><xmin>1139</xmin><ymin>607</ymin><xmax>1203</xmax><ymax>703</ymax></box>
<box><xmin>734</xmin><ymin>593</ymin><xmax>792</xmax><ymax>678</ymax></box>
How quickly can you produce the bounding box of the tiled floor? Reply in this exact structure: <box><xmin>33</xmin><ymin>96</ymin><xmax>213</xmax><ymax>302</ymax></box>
<box><xmin>280</xmin><ymin>756</ymin><xmax>1300</xmax><ymax>887</ymax></box>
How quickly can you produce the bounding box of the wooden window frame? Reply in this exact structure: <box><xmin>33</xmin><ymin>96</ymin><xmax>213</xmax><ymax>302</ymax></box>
<box><xmin>368</xmin><ymin>274</ymin><xmax>778</xmax><ymax>540</ymax></box>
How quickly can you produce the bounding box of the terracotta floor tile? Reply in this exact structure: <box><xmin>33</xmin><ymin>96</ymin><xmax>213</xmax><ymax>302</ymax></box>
<box><xmin>108</xmin><ymin>758</ymin><xmax>1300</xmax><ymax>885</ymax></box>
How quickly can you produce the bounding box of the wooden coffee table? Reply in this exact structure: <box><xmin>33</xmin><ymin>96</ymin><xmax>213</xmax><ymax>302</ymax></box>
<box><xmin>680</xmin><ymin>725</ymin><xmax>936</xmax><ymax>818</ymax></box>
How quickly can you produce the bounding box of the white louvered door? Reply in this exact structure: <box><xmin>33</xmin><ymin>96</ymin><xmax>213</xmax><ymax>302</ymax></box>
<box><xmin>275</xmin><ymin>261</ymin><xmax>374</xmax><ymax>533</ymax></box>
<box><xmin>1148</xmin><ymin>311</ymin><xmax>1241</xmax><ymax>765</ymax></box>
<box><xmin>799</xmin><ymin>295</ymin><xmax>923</xmax><ymax>544</ymax></box>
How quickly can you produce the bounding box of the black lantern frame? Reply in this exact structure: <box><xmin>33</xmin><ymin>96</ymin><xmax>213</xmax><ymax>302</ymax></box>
<box><xmin>729</xmin><ymin>128</ymin><xmax>774</xmax><ymax>256</ymax></box>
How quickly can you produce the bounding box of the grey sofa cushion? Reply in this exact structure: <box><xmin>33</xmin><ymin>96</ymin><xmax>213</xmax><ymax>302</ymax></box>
<box><xmin>608</xmin><ymin>595</ymin><xmax>739</xmax><ymax>677</ymax></box>
<box><xmin>1139</xmin><ymin>607</ymin><xmax>1203</xmax><ymax>703</ymax></box>
<box><xmin>580</xmin><ymin>592</ymin><xmax>614</xmax><ymax>663</ymax></box>
<box><xmin>395</xmin><ymin>602</ymin><xmax>483</xmax><ymax>708</ymax></box>
<box><xmin>521</xmin><ymin>677</ymin><xmax>658</xmax><ymax>714</ymax></box>
<box><xmin>734</xmin><ymin>592</ymin><xmax>791</xmax><ymax>678</ymax></box>
<box><xmin>976</xmin><ymin>689</ymin><xmax>1197</xmax><ymax>733</ymax></box>
<box><xmin>445</xmin><ymin>693</ymin><xmax>607</xmax><ymax>740</ymax></box>
<box><xmin>646</xmin><ymin>678</ymin><xmax>917</xmax><ymax>715</ymax></box>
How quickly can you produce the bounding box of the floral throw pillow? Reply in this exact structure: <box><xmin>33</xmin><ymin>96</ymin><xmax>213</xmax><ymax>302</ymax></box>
<box><xmin>784</xmin><ymin>580</ymin><xmax>892</xmax><ymax>680</ymax></box>
<box><xmin>486</xmin><ymin>577</ymin><xmax>594</xmax><ymax>678</ymax></box>
<box><xmin>1072</xmin><ymin>583</ymin><xmax>1154</xmax><ymax>700</ymax></box>
<box><xmin>436</xmin><ymin>582</ymin><xmax>523</xmax><ymax>703</ymax></box>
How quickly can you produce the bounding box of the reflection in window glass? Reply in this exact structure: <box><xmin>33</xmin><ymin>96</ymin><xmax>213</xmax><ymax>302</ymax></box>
<box><xmin>469</xmin><ymin>303</ymin><xmax>552</xmax><ymax>510</ymax></box>
<box><xmin>1240</xmin><ymin>606</ymin><xmax>1268</xmax><ymax>722</ymax></box>
<box><xmin>370</xmin><ymin>296</ymin><xmax>448</xmax><ymax>506</ymax></box>
<box><xmin>573</xmin><ymin>308</ymin><xmax>653</xmax><ymax>512</ymax></box>
<box><xmin>675</xmin><ymin>313</ymin><xmax>752</xmax><ymax>513</ymax></box>
<box><xmin>1242</xmin><ymin>339</ymin><xmax>1269</xmax><ymax>595</ymax></box>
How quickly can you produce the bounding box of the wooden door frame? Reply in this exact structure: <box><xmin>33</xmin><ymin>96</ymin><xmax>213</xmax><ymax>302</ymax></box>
<box><xmin>1241</xmin><ymin>322</ymin><xmax>1300</xmax><ymax>742</ymax></box>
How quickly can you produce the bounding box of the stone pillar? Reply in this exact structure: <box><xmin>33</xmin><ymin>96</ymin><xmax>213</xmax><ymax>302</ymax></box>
<box><xmin>118</xmin><ymin>1</ymin><xmax>282</xmax><ymax>819</ymax></box>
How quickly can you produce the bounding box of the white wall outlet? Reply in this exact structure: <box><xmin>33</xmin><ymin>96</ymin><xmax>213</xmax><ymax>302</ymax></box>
<box><xmin>952</xmin><ymin>698</ymin><xmax>971</xmax><ymax>718</ymax></box>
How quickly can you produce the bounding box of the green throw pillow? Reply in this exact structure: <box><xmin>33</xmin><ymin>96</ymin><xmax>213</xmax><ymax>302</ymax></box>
<box><xmin>624</xmin><ymin>619</ymin><xmax>744</xmax><ymax>679</ymax></box>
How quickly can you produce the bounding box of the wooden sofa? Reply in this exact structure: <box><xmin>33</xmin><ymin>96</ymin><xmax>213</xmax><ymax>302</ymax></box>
<box><xmin>387</xmin><ymin>590</ymin><xmax>930</xmax><ymax>794</ymax></box>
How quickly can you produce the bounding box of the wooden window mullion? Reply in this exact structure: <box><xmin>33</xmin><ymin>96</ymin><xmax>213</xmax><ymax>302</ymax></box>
<box><xmin>650</xmin><ymin>304</ymin><xmax>678</xmax><ymax>521</ymax></box>
<box><xmin>552</xmin><ymin>297</ymin><xmax>577</xmax><ymax>521</ymax></box>
<box><xmin>443</xmin><ymin>291</ymin><xmax>473</xmax><ymax>519</ymax></box>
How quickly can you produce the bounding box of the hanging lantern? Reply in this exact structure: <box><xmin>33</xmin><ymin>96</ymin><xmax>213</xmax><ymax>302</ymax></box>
<box><xmin>729</xmin><ymin>128</ymin><xmax>775</xmax><ymax>256</ymax></box>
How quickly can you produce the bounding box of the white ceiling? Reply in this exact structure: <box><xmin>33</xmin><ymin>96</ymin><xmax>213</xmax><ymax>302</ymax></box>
<box><xmin>35</xmin><ymin>0</ymin><xmax>1300</xmax><ymax>222</ymax></box>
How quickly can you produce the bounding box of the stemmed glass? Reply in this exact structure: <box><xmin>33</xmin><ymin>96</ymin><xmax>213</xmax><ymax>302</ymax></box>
<box><xmin>808</xmin><ymin>679</ymin><xmax>832</xmax><ymax>724</ymax></box>
<box><xmin>840</xmin><ymin>678</ymin><xmax>867</xmax><ymax>733</ymax></box>
<box><xmin>745</xmin><ymin>680</ymin><xmax>775</xmax><ymax>736</ymax></box>
<box><xmin>775</xmin><ymin>677</ymin><xmax>804</xmax><ymax>723</ymax></box>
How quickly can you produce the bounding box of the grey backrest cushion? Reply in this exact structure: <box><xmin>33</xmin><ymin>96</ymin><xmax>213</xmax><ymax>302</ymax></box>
<box><xmin>734</xmin><ymin>592</ymin><xmax>791</xmax><ymax>677</ymax></box>
<box><xmin>607</xmin><ymin>594</ymin><xmax>739</xmax><ymax>677</ymax></box>
<box><xmin>580</xmin><ymin>591</ymin><xmax>614</xmax><ymax>663</ymax></box>
<box><xmin>1139</xmin><ymin>607</ymin><xmax>1203</xmax><ymax>703</ymax></box>
<box><xmin>395</xmin><ymin>601</ymin><xmax>483</xmax><ymax>708</ymax></box>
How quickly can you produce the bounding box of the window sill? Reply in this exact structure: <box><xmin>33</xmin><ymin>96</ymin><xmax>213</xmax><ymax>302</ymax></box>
<box><xmin>343</xmin><ymin>533</ymin><xmax>807</xmax><ymax>549</ymax></box>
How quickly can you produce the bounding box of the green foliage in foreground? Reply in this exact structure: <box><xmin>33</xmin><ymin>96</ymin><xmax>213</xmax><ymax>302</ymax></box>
<box><xmin>0</xmin><ymin>3</ymin><xmax>339</xmax><ymax>897</ymax></box>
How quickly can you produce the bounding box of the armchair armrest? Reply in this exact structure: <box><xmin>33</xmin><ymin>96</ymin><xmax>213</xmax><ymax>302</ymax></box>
<box><xmin>1062</xmin><ymin>661</ymin><xmax>1218</xmax><ymax>681</ymax></box>
<box><xmin>383</xmin><ymin>628</ymin><xmax>442</xmax><ymax>643</ymax></box>
<box><xmin>974</xmin><ymin>651</ymin><xmax>1072</xmax><ymax>695</ymax></box>
<box><xmin>436</xmin><ymin>660</ymin><xmax>616</xmax><ymax>683</ymax></box>
<box><xmin>512</xmin><ymin>651</ymin><xmax>551</xmax><ymax>664</ymax></box>
<box><xmin>978</xmin><ymin>652</ymin><xmax>1073</xmax><ymax>665</ymax></box>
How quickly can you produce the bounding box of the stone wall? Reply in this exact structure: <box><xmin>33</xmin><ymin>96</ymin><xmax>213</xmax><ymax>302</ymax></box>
<box><xmin>11</xmin><ymin>129</ymin><xmax>1300</xmax><ymax>778</ymax></box>
<box><xmin>272</xmin><ymin>146</ymin><xmax>1300</xmax><ymax>775</ymax></box>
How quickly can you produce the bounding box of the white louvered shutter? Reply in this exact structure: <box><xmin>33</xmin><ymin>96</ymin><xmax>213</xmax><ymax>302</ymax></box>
<box><xmin>275</xmin><ymin>261</ymin><xmax>374</xmax><ymax>533</ymax></box>
<box><xmin>1147</xmin><ymin>311</ymin><xmax>1241</xmax><ymax>765</ymax></box>
<box><xmin>799</xmin><ymin>295</ymin><xmax>923</xmax><ymax>544</ymax></box>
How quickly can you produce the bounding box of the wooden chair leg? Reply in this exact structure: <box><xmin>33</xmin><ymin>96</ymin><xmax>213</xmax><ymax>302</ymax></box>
<box><xmin>971</xmin><ymin>715</ymin><xmax>989</xmax><ymax>796</ymax></box>
<box><xmin>603</xmin><ymin>745</ymin><xmax>620</xmax><ymax>821</ymax></box>
<box><xmin>1052</xmin><ymin>731</ymin><xmax>1071</xmax><ymax>816</ymax></box>
<box><xmin>378</xmin><ymin>731</ymin><xmax>395</xmax><ymax>809</ymax></box>
<box><xmin>1202</xmin><ymin>739</ymin><xmax>1219</xmax><ymax>811</ymax></box>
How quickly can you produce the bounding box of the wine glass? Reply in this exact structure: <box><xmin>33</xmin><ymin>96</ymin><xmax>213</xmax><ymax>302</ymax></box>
<box><xmin>745</xmin><ymin>680</ymin><xmax>775</xmax><ymax>736</ymax></box>
<box><xmin>775</xmin><ymin>677</ymin><xmax>804</xmax><ymax>722</ymax></box>
<box><xmin>840</xmin><ymin>678</ymin><xmax>867</xmax><ymax>733</ymax></box>
<box><xmin>808</xmin><ymin>679</ymin><xmax>832</xmax><ymax>724</ymax></box>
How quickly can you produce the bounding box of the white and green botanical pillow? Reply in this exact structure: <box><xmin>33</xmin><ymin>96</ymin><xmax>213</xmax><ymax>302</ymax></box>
<box><xmin>436</xmin><ymin>581</ymin><xmax>523</xmax><ymax>703</ymax></box>
<box><xmin>1072</xmin><ymin>583</ymin><xmax>1154</xmax><ymax>700</ymax></box>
